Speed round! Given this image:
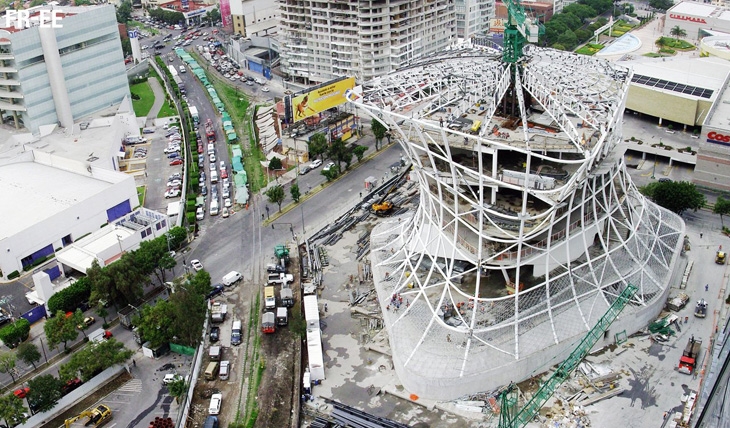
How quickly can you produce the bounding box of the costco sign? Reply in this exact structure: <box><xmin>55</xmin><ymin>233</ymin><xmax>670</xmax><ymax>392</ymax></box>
<box><xmin>707</xmin><ymin>131</ymin><xmax>730</xmax><ymax>146</ymax></box>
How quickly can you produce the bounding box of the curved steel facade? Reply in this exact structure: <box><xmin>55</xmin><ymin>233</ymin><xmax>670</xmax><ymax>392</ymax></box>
<box><xmin>348</xmin><ymin>45</ymin><xmax>686</xmax><ymax>400</ymax></box>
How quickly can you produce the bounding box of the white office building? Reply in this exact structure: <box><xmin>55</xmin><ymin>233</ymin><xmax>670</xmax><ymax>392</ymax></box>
<box><xmin>230</xmin><ymin>0</ymin><xmax>279</xmax><ymax>38</ymax></box>
<box><xmin>277</xmin><ymin>0</ymin><xmax>456</xmax><ymax>85</ymax></box>
<box><xmin>0</xmin><ymin>5</ymin><xmax>129</xmax><ymax>134</ymax></box>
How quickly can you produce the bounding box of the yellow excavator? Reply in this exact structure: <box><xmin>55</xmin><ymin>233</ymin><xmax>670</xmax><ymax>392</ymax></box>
<box><xmin>64</xmin><ymin>404</ymin><xmax>112</xmax><ymax>427</ymax></box>
<box><xmin>371</xmin><ymin>164</ymin><xmax>411</xmax><ymax>215</ymax></box>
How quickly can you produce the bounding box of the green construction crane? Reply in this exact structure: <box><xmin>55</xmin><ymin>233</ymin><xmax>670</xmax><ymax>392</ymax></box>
<box><xmin>498</xmin><ymin>283</ymin><xmax>639</xmax><ymax>428</ymax></box>
<box><xmin>503</xmin><ymin>0</ymin><xmax>545</xmax><ymax>63</ymax></box>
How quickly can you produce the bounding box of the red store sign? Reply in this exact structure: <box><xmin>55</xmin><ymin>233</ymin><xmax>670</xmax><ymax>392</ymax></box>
<box><xmin>669</xmin><ymin>13</ymin><xmax>707</xmax><ymax>24</ymax></box>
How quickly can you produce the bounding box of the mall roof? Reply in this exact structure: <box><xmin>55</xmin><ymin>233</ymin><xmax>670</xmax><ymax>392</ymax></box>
<box><xmin>0</xmin><ymin>153</ymin><xmax>125</xmax><ymax>240</ymax></box>
<box><xmin>621</xmin><ymin>57</ymin><xmax>730</xmax><ymax>102</ymax></box>
<box><xmin>669</xmin><ymin>1</ymin><xmax>718</xmax><ymax>18</ymax></box>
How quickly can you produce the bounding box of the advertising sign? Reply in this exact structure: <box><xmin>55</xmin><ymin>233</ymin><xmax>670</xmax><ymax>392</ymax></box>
<box><xmin>220</xmin><ymin>0</ymin><xmax>231</xmax><ymax>27</ymax></box>
<box><xmin>290</xmin><ymin>77</ymin><xmax>355</xmax><ymax>123</ymax></box>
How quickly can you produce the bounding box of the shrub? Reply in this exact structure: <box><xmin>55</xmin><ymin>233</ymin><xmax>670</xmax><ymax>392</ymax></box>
<box><xmin>7</xmin><ymin>270</ymin><xmax>20</xmax><ymax>280</ymax></box>
<box><xmin>186</xmin><ymin>212</ymin><xmax>196</xmax><ymax>224</ymax></box>
<box><xmin>0</xmin><ymin>318</ymin><xmax>30</xmax><ymax>348</ymax></box>
<box><xmin>47</xmin><ymin>277</ymin><xmax>91</xmax><ymax>314</ymax></box>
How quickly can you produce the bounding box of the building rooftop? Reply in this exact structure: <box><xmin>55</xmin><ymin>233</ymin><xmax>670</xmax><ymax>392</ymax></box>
<box><xmin>0</xmin><ymin>153</ymin><xmax>128</xmax><ymax>240</ymax></box>
<box><xmin>670</xmin><ymin>1</ymin><xmax>720</xmax><ymax>18</ymax></box>
<box><xmin>159</xmin><ymin>0</ymin><xmax>210</xmax><ymax>12</ymax></box>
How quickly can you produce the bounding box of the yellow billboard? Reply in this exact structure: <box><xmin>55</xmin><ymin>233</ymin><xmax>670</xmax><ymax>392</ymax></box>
<box><xmin>291</xmin><ymin>77</ymin><xmax>355</xmax><ymax>123</ymax></box>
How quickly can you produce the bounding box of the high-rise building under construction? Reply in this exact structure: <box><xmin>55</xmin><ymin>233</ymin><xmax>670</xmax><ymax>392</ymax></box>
<box><xmin>347</xmin><ymin>43</ymin><xmax>686</xmax><ymax>400</ymax></box>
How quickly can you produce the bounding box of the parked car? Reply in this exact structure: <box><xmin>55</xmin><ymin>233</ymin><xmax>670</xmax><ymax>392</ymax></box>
<box><xmin>196</xmin><ymin>207</ymin><xmax>205</xmax><ymax>221</ymax></box>
<box><xmin>163</xmin><ymin>373</ymin><xmax>183</xmax><ymax>385</ymax></box>
<box><xmin>322</xmin><ymin>161</ymin><xmax>336</xmax><ymax>172</ymax></box>
<box><xmin>210</xmin><ymin>326</ymin><xmax>220</xmax><ymax>342</ymax></box>
<box><xmin>164</xmin><ymin>146</ymin><xmax>179</xmax><ymax>154</ymax></box>
<box><xmin>220</xmin><ymin>169</ymin><xmax>228</xmax><ymax>179</ymax></box>
<box><xmin>209</xmin><ymin>393</ymin><xmax>222</xmax><ymax>415</ymax></box>
<box><xmin>170</xmin><ymin>158</ymin><xmax>184</xmax><ymax>166</ymax></box>
<box><xmin>224</xmin><ymin>198</ymin><xmax>232</xmax><ymax>208</ymax></box>
<box><xmin>206</xmin><ymin>284</ymin><xmax>224</xmax><ymax>300</ymax></box>
<box><xmin>13</xmin><ymin>387</ymin><xmax>29</xmax><ymax>399</ymax></box>
<box><xmin>165</xmin><ymin>189</ymin><xmax>181</xmax><ymax>198</ymax></box>
<box><xmin>77</xmin><ymin>317</ymin><xmax>95</xmax><ymax>329</ymax></box>
<box><xmin>261</xmin><ymin>86</ymin><xmax>270</xmax><ymax>92</ymax></box>
<box><xmin>201</xmin><ymin>185</ymin><xmax>208</xmax><ymax>196</ymax></box>
<box><xmin>60</xmin><ymin>378</ymin><xmax>83</xmax><ymax>396</ymax></box>
<box><xmin>221</xmin><ymin>207</ymin><xmax>229</xmax><ymax>218</ymax></box>
<box><xmin>167</xmin><ymin>152</ymin><xmax>181</xmax><ymax>159</ymax></box>
<box><xmin>299</xmin><ymin>165</ymin><xmax>311</xmax><ymax>175</ymax></box>
<box><xmin>191</xmin><ymin>259</ymin><xmax>203</xmax><ymax>271</ymax></box>
<box><xmin>310</xmin><ymin>159</ymin><xmax>323</xmax><ymax>169</ymax></box>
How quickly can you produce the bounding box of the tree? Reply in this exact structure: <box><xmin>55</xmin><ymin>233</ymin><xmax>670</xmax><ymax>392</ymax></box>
<box><xmin>557</xmin><ymin>30</ymin><xmax>578</xmax><ymax>50</ymax></box>
<box><xmin>371</xmin><ymin>119</ymin><xmax>387</xmax><ymax>151</ymax></box>
<box><xmin>644</xmin><ymin>181</ymin><xmax>706</xmax><ymax>214</ymax></box>
<box><xmin>649</xmin><ymin>0</ymin><xmax>674</xmax><ymax>11</ymax></box>
<box><xmin>60</xmin><ymin>339</ymin><xmax>133</xmax><ymax>382</ymax></box>
<box><xmin>670</xmin><ymin>25</ymin><xmax>687</xmax><ymax>41</ymax></box>
<box><xmin>96</xmin><ymin>305</ymin><xmax>109</xmax><ymax>324</ymax></box>
<box><xmin>16</xmin><ymin>343</ymin><xmax>41</xmax><ymax>370</ymax></box>
<box><xmin>0</xmin><ymin>395</ymin><xmax>26</xmax><ymax>427</ymax></box>
<box><xmin>268</xmin><ymin>157</ymin><xmax>283</xmax><ymax>172</ymax></box>
<box><xmin>308</xmin><ymin>133</ymin><xmax>328</xmax><ymax>160</ymax></box>
<box><xmin>206</xmin><ymin>7</ymin><xmax>221</xmax><ymax>24</ymax></box>
<box><xmin>116</xmin><ymin>0</ymin><xmax>132</xmax><ymax>23</ymax></box>
<box><xmin>321</xmin><ymin>165</ymin><xmax>340</xmax><ymax>182</ymax></box>
<box><xmin>120</xmin><ymin>38</ymin><xmax>132</xmax><ymax>58</ymax></box>
<box><xmin>0</xmin><ymin>352</ymin><xmax>17</xmax><ymax>382</ymax></box>
<box><xmin>27</xmin><ymin>375</ymin><xmax>62</xmax><ymax>414</ymax></box>
<box><xmin>87</xmin><ymin>260</ymin><xmax>116</xmax><ymax>309</ymax></box>
<box><xmin>72</xmin><ymin>309</ymin><xmax>88</xmax><ymax>338</ymax></box>
<box><xmin>168</xmin><ymin>275</ymin><xmax>208</xmax><ymax>347</ymax></box>
<box><xmin>0</xmin><ymin>319</ymin><xmax>30</xmax><ymax>349</ymax></box>
<box><xmin>47</xmin><ymin>276</ymin><xmax>91</xmax><ymax>314</ymax></box>
<box><xmin>265</xmin><ymin>185</ymin><xmax>285</xmax><ymax>212</ymax></box>
<box><xmin>291</xmin><ymin>183</ymin><xmax>301</xmax><ymax>203</ymax></box>
<box><xmin>135</xmin><ymin>238</ymin><xmax>176</xmax><ymax>284</ymax></box>
<box><xmin>134</xmin><ymin>301</ymin><xmax>175</xmax><ymax>349</ymax></box>
<box><xmin>714</xmin><ymin>196</ymin><xmax>730</xmax><ymax>227</ymax></box>
<box><xmin>327</xmin><ymin>138</ymin><xmax>353</xmax><ymax>171</ymax></box>
<box><xmin>353</xmin><ymin>145</ymin><xmax>368</xmax><ymax>163</ymax></box>
<box><xmin>167</xmin><ymin>227</ymin><xmax>187</xmax><ymax>250</ymax></box>
<box><xmin>106</xmin><ymin>253</ymin><xmax>144</xmax><ymax>305</ymax></box>
<box><xmin>44</xmin><ymin>310</ymin><xmax>79</xmax><ymax>351</ymax></box>
<box><xmin>167</xmin><ymin>378</ymin><xmax>188</xmax><ymax>403</ymax></box>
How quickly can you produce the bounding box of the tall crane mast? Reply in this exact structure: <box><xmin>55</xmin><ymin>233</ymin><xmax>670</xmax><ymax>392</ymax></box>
<box><xmin>498</xmin><ymin>284</ymin><xmax>639</xmax><ymax>428</ymax></box>
<box><xmin>502</xmin><ymin>0</ymin><xmax>544</xmax><ymax>63</ymax></box>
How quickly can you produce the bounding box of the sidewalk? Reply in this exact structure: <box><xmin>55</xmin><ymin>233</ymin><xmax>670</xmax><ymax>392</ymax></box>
<box><xmin>147</xmin><ymin>77</ymin><xmax>166</xmax><ymax>126</ymax></box>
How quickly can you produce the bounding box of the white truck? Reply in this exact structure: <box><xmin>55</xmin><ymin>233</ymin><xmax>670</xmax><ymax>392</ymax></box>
<box><xmin>89</xmin><ymin>328</ymin><xmax>112</xmax><ymax>343</ymax></box>
<box><xmin>210</xmin><ymin>302</ymin><xmax>228</xmax><ymax>323</ymax></box>
<box><xmin>189</xmin><ymin>105</ymin><xmax>199</xmax><ymax>124</ymax></box>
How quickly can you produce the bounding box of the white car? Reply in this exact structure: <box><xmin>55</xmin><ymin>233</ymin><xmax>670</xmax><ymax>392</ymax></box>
<box><xmin>208</xmin><ymin>393</ymin><xmax>222</xmax><ymax>415</ymax></box>
<box><xmin>254</xmin><ymin>78</ymin><xmax>264</xmax><ymax>85</ymax></box>
<box><xmin>322</xmin><ymin>161</ymin><xmax>336</xmax><ymax>172</ymax></box>
<box><xmin>191</xmin><ymin>259</ymin><xmax>203</xmax><ymax>271</ymax></box>
<box><xmin>261</xmin><ymin>86</ymin><xmax>270</xmax><ymax>92</ymax></box>
<box><xmin>221</xmin><ymin>207</ymin><xmax>230</xmax><ymax>218</ymax></box>
<box><xmin>164</xmin><ymin>189</ymin><xmax>180</xmax><ymax>198</ymax></box>
<box><xmin>163</xmin><ymin>373</ymin><xmax>183</xmax><ymax>385</ymax></box>
<box><xmin>164</xmin><ymin>146</ymin><xmax>179</xmax><ymax>154</ymax></box>
<box><xmin>210</xmin><ymin>153</ymin><xmax>216</xmax><ymax>163</ymax></box>
<box><xmin>196</xmin><ymin>206</ymin><xmax>204</xmax><ymax>220</ymax></box>
<box><xmin>309</xmin><ymin>159</ymin><xmax>323</xmax><ymax>169</ymax></box>
<box><xmin>224</xmin><ymin>198</ymin><xmax>232</xmax><ymax>208</ymax></box>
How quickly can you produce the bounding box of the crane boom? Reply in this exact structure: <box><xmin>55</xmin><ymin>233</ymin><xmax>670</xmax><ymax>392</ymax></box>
<box><xmin>503</xmin><ymin>0</ymin><xmax>544</xmax><ymax>63</ymax></box>
<box><xmin>499</xmin><ymin>284</ymin><xmax>639</xmax><ymax>428</ymax></box>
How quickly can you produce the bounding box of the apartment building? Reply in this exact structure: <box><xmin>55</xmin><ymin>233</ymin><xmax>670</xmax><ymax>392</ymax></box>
<box><xmin>230</xmin><ymin>0</ymin><xmax>279</xmax><ymax>38</ymax></box>
<box><xmin>455</xmin><ymin>0</ymin><xmax>493</xmax><ymax>39</ymax></box>
<box><xmin>277</xmin><ymin>0</ymin><xmax>456</xmax><ymax>85</ymax></box>
<box><xmin>0</xmin><ymin>5</ymin><xmax>129</xmax><ymax>134</ymax></box>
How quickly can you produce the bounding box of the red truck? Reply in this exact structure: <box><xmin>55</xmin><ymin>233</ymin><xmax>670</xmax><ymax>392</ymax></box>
<box><xmin>678</xmin><ymin>336</ymin><xmax>702</xmax><ymax>375</ymax></box>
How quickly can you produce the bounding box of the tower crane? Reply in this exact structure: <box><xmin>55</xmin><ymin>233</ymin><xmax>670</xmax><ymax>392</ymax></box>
<box><xmin>502</xmin><ymin>0</ymin><xmax>545</xmax><ymax>63</ymax></box>
<box><xmin>498</xmin><ymin>284</ymin><xmax>638</xmax><ymax>428</ymax></box>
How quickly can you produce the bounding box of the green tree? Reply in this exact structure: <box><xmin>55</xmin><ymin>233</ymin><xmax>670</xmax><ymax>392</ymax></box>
<box><xmin>167</xmin><ymin>227</ymin><xmax>187</xmax><ymax>250</ymax></box>
<box><xmin>353</xmin><ymin>145</ymin><xmax>368</xmax><ymax>163</ymax></box>
<box><xmin>371</xmin><ymin>119</ymin><xmax>387</xmax><ymax>151</ymax></box>
<box><xmin>27</xmin><ymin>375</ymin><xmax>62</xmax><ymax>414</ymax></box>
<box><xmin>116</xmin><ymin>0</ymin><xmax>132</xmax><ymax>23</ymax></box>
<box><xmin>135</xmin><ymin>238</ymin><xmax>176</xmax><ymax>284</ymax></box>
<box><xmin>557</xmin><ymin>30</ymin><xmax>578</xmax><ymax>50</ymax></box>
<box><xmin>714</xmin><ymin>196</ymin><xmax>730</xmax><ymax>227</ymax></box>
<box><xmin>649</xmin><ymin>0</ymin><xmax>674</xmax><ymax>11</ymax></box>
<box><xmin>562</xmin><ymin>3</ymin><xmax>597</xmax><ymax>20</ymax></box>
<box><xmin>327</xmin><ymin>138</ymin><xmax>353</xmax><ymax>171</ymax></box>
<box><xmin>47</xmin><ymin>276</ymin><xmax>91</xmax><ymax>314</ymax></box>
<box><xmin>168</xmin><ymin>277</ymin><xmax>207</xmax><ymax>347</ymax></box>
<box><xmin>167</xmin><ymin>378</ymin><xmax>188</xmax><ymax>403</ymax></box>
<box><xmin>206</xmin><ymin>7</ymin><xmax>221</xmax><ymax>24</ymax></box>
<box><xmin>0</xmin><ymin>395</ymin><xmax>26</xmax><ymax>427</ymax></box>
<box><xmin>670</xmin><ymin>25</ymin><xmax>687</xmax><ymax>41</ymax></box>
<box><xmin>291</xmin><ymin>183</ymin><xmax>301</xmax><ymax>203</ymax></box>
<box><xmin>96</xmin><ymin>305</ymin><xmax>109</xmax><ymax>324</ymax></box>
<box><xmin>321</xmin><ymin>165</ymin><xmax>340</xmax><ymax>182</ymax></box>
<box><xmin>308</xmin><ymin>133</ymin><xmax>328</xmax><ymax>161</ymax></box>
<box><xmin>16</xmin><ymin>343</ymin><xmax>41</xmax><ymax>370</ymax></box>
<box><xmin>44</xmin><ymin>310</ymin><xmax>79</xmax><ymax>351</ymax></box>
<box><xmin>0</xmin><ymin>352</ymin><xmax>17</xmax><ymax>382</ymax></box>
<box><xmin>59</xmin><ymin>339</ymin><xmax>133</xmax><ymax>382</ymax></box>
<box><xmin>268</xmin><ymin>157</ymin><xmax>283</xmax><ymax>172</ymax></box>
<box><xmin>0</xmin><ymin>319</ymin><xmax>30</xmax><ymax>349</ymax></box>
<box><xmin>121</xmin><ymin>37</ymin><xmax>132</xmax><ymax>58</ymax></box>
<box><xmin>72</xmin><ymin>309</ymin><xmax>88</xmax><ymax>338</ymax></box>
<box><xmin>106</xmin><ymin>253</ymin><xmax>144</xmax><ymax>305</ymax></box>
<box><xmin>135</xmin><ymin>301</ymin><xmax>175</xmax><ymax>349</ymax></box>
<box><xmin>643</xmin><ymin>181</ymin><xmax>706</xmax><ymax>214</ymax></box>
<box><xmin>265</xmin><ymin>185</ymin><xmax>285</xmax><ymax>212</ymax></box>
<box><xmin>87</xmin><ymin>260</ymin><xmax>116</xmax><ymax>309</ymax></box>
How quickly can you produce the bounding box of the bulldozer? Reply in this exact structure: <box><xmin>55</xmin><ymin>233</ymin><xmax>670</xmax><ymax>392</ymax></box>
<box><xmin>371</xmin><ymin>164</ymin><xmax>411</xmax><ymax>215</ymax></box>
<box><xmin>372</xmin><ymin>200</ymin><xmax>394</xmax><ymax>215</ymax></box>
<box><xmin>65</xmin><ymin>404</ymin><xmax>112</xmax><ymax>427</ymax></box>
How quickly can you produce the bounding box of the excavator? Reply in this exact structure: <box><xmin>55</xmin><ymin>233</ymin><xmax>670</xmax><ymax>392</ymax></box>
<box><xmin>64</xmin><ymin>404</ymin><xmax>112</xmax><ymax>427</ymax></box>
<box><xmin>371</xmin><ymin>164</ymin><xmax>411</xmax><ymax>215</ymax></box>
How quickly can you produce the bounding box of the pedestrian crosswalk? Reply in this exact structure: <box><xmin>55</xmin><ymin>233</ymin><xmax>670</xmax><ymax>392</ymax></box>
<box><xmin>104</xmin><ymin>379</ymin><xmax>143</xmax><ymax>404</ymax></box>
<box><xmin>118</xmin><ymin>379</ymin><xmax>143</xmax><ymax>393</ymax></box>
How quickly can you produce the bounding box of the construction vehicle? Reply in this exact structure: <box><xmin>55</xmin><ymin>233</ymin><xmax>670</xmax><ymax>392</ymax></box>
<box><xmin>498</xmin><ymin>284</ymin><xmax>638</xmax><ymax>428</ymax></box>
<box><xmin>678</xmin><ymin>336</ymin><xmax>702</xmax><ymax>375</ymax></box>
<box><xmin>716</xmin><ymin>246</ymin><xmax>726</xmax><ymax>264</ymax></box>
<box><xmin>694</xmin><ymin>299</ymin><xmax>708</xmax><ymax>318</ymax></box>
<box><xmin>64</xmin><ymin>404</ymin><xmax>112</xmax><ymax>427</ymax></box>
<box><xmin>666</xmin><ymin>293</ymin><xmax>689</xmax><ymax>312</ymax></box>
<box><xmin>371</xmin><ymin>164</ymin><xmax>411</xmax><ymax>215</ymax></box>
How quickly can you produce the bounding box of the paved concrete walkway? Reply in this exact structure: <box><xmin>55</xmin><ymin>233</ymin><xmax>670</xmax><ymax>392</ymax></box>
<box><xmin>147</xmin><ymin>77</ymin><xmax>166</xmax><ymax>126</ymax></box>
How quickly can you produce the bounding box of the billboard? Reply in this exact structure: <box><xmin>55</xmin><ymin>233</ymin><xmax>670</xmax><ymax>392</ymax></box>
<box><xmin>290</xmin><ymin>77</ymin><xmax>355</xmax><ymax>123</ymax></box>
<box><xmin>220</xmin><ymin>0</ymin><xmax>231</xmax><ymax>28</ymax></box>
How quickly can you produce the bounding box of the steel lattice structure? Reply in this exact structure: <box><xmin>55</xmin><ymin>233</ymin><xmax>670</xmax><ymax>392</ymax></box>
<box><xmin>346</xmin><ymin>44</ymin><xmax>686</xmax><ymax>400</ymax></box>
